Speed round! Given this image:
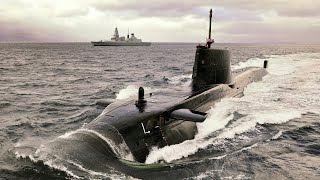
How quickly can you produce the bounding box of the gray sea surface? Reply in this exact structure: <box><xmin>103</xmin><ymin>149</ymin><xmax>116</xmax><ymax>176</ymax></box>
<box><xmin>0</xmin><ymin>43</ymin><xmax>320</xmax><ymax>179</ymax></box>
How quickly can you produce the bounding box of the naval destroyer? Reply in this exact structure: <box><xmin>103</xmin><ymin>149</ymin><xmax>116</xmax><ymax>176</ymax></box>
<box><xmin>91</xmin><ymin>27</ymin><xmax>151</xmax><ymax>46</ymax></box>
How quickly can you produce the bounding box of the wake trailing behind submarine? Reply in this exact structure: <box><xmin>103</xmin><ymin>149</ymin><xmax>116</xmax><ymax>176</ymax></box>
<box><xmin>41</xmin><ymin>9</ymin><xmax>269</xmax><ymax>166</ymax></box>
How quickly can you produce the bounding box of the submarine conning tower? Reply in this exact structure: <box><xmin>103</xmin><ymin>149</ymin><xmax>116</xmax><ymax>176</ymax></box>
<box><xmin>192</xmin><ymin>9</ymin><xmax>233</xmax><ymax>91</ymax></box>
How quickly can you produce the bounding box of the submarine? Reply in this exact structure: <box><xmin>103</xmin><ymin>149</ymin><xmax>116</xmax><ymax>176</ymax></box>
<box><xmin>88</xmin><ymin>9</ymin><xmax>269</xmax><ymax>163</ymax></box>
<box><xmin>41</xmin><ymin>9</ymin><xmax>269</xmax><ymax>166</ymax></box>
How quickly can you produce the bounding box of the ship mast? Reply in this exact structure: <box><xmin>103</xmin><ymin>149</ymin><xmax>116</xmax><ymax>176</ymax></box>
<box><xmin>127</xmin><ymin>28</ymin><xmax>129</xmax><ymax>39</ymax></box>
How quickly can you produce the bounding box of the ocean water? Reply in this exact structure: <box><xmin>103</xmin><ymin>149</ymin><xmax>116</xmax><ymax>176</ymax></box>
<box><xmin>0</xmin><ymin>43</ymin><xmax>319</xmax><ymax>179</ymax></box>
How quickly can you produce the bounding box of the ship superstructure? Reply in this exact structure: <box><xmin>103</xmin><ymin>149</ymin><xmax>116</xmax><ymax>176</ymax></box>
<box><xmin>91</xmin><ymin>28</ymin><xmax>151</xmax><ymax>46</ymax></box>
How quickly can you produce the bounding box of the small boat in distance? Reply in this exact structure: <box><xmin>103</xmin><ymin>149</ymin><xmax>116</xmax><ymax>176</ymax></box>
<box><xmin>91</xmin><ymin>27</ymin><xmax>151</xmax><ymax>46</ymax></box>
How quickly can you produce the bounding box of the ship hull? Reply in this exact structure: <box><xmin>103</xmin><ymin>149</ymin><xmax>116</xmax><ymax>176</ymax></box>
<box><xmin>91</xmin><ymin>41</ymin><xmax>151</xmax><ymax>46</ymax></box>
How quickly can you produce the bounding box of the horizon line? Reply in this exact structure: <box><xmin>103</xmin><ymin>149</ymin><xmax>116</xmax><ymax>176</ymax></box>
<box><xmin>1</xmin><ymin>41</ymin><xmax>320</xmax><ymax>45</ymax></box>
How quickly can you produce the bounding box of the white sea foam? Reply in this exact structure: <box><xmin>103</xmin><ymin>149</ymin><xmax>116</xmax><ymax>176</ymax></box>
<box><xmin>14</xmin><ymin>137</ymin><xmax>48</xmax><ymax>148</ymax></box>
<box><xmin>116</xmin><ymin>85</ymin><xmax>139</xmax><ymax>99</ymax></box>
<box><xmin>115</xmin><ymin>85</ymin><xmax>153</xmax><ymax>100</ymax></box>
<box><xmin>56</xmin><ymin>128</ymin><xmax>134</xmax><ymax>161</ymax></box>
<box><xmin>15</xmin><ymin>151</ymin><xmax>82</xmax><ymax>179</ymax></box>
<box><xmin>232</xmin><ymin>57</ymin><xmax>267</xmax><ymax>70</ymax></box>
<box><xmin>272</xmin><ymin>130</ymin><xmax>283</xmax><ymax>140</ymax></box>
<box><xmin>15</xmin><ymin>151</ymin><xmax>28</xmax><ymax>159</ymax></box>
<box><xmin>145</xmin><ymin>53</ymin><xmax>320</xmax><ymax>163</ymax></box>
<box><xmin>167</xmin><ymin>74</ymin><xmax>192</xmax><ymax>86</ymax></box>
<box><xmin>196</xmin><ymin>99</ymin><xmax>235</xmax><ymax>139</ymax></box>
<box><xmin>40</xmin><ymin>158</ymin><xmax>82</xmax><ymax>179</ymax></box>
<box><xmin>67</xmin><ymin>160</ymin><xmax>135</xmax><ymax>179</ymax></box>
<box><xmin>196</xmin><ymin>171</ymin><xmax>249</xmax><ymax>180</ymax></box>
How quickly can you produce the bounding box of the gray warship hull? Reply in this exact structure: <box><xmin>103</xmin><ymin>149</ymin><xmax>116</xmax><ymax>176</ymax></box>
<box><xmin>91</xmin><ymin>41</ymin><xmax>151</xmax><ymax>46</ymax></box>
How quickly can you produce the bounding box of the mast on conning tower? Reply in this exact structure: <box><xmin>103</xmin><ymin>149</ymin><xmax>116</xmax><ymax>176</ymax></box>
<box><xmin>196</xmin><ymin>9</ymin><xmax>214</xmax><ymax>49</ymax></box>
<box><xmin>207</xmin><ymin>9</ymin><xmax>214</xmax><ymax>48</ymax></box>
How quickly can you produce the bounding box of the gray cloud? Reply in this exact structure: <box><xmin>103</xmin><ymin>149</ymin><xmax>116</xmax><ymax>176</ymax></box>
<box><xmin>91</xmin><ymin>0</ymin><xmax>320</xmax><ymax>18</ymax></box>
<box><xmin>91</xmin><ymin>1</ymin><xmax>202</xmax><ymax>18</ymax></box>
<box><xmin>1</xmin><ymin>0</ymin><xmax>320</xmax><ymax>43</ymax></box>
<box><xmin>56</xmin><ymin>8</ymin><xmax>89</xmax><ymax>18</ymax></box>
<box><xmin>277</xmin><ymin>6</ymin><xmax>320</xmax><ymax>17</ymax></box>
<box><xmin>217</xmin><ymin>20</ymin><xmax>320</xmax><ymax>43</ymax></box>
<box><xmin>0</xmin><ymin>20</ymin><xmax>40</xmax><ymax>42</ymax></box>
<box><xmin>0</xmin><ymin>20</ymin><xmax>75</xmax><ymax>42</ymax></box>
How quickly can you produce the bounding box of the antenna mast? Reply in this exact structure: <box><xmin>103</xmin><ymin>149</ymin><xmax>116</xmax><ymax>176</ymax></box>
<box><xmin>207</xmin><ymin>9</ymin><xmax>213</xmax><ymax>48</ymax></box>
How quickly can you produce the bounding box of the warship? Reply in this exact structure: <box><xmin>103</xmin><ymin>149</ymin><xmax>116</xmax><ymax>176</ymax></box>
<box><xmin>91</xmin><ymin>27</ymin><xmax>151</xmax><ymax>46</ymax></box>
<box><xmin>43</xmin><ymin>9</ymin><xmax>268</xmax><ymax>165</ymax></box>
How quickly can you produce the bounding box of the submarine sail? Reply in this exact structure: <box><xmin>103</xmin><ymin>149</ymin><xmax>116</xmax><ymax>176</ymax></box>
<box><xmin>192</xmin><ymin>9</ymin><xmax>233</xmax><ymax>92</ymax></box>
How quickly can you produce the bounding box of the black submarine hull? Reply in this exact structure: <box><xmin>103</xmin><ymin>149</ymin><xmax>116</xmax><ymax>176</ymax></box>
<box><xmin>36</xmin><ymin>45</ymin><xmax>268</xmax><ymax>164</ymax></box>
<box><xmin>85</xmin><ymin>66</ymin><xmax>268</xmax><ymax>163</ymax></box>
<box><xmin>182</xmin><ymin>67</ymin><xmax>268</xmax><ymax>112</ymax></box>
<box><xmin>38</xmin><ymin>66</ymin><xmax>267</xmax><ymax>169</ymax></box>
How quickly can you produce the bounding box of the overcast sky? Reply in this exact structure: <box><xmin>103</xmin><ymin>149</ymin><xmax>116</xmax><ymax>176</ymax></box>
<box><xmin>1</xmin><ymin>0</ymin><xmax>319</xmax><ymax>43</ymax></box>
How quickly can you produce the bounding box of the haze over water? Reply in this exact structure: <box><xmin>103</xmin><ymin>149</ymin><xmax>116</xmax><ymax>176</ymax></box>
<box><xmin>0</xmin><ymin>43</ymin><xmax>320</xmax><ymax>179</ymax></box>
